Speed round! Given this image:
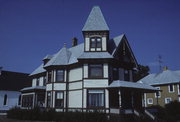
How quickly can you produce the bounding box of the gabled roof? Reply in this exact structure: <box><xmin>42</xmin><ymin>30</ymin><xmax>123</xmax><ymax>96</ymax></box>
<box><xmin>108</xmin><ymin>34</ymin><xmax>124</xmax><ymax>55</ymax></box>
<box><xmin>82</xmin><ymin>6</ymin><xmax>109</xmax><ymax>31</ymax></box>
<box><xmin>0</xmin><ymin>70</ymin><xmax>31</xmax><ymax>91</ymax></box>
<box><xmin>43</xmin><ymin>54</ymin><xmax>53</xmax><ymax>60</ymax></box>
<box><xmin>30</xmin><ymin>34</ymin><xmax>135</xmax><ymax>75</ymax></box>
<box><xmin>109</xmin><ymin>80</ymin><xmax>158</xmax><ymax>92</ymax></box>
<box><xmin>138</xmin><ymin>70</ymin><xmax>180</xmax><ymax>85</ymax></box>
<box><xmin>30</xmin><ymin>64</ymin><xmax>46</xmax><ymax>76</ymax></box>
<box><xmin>44</xmin><ymin>46</ymin><xmax>71</xmax><ymax>67</ymax></box>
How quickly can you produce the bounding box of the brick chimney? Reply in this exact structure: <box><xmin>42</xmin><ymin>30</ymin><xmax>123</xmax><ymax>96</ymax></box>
<box><xmin>72</xmin><ymin>37</ymin><xmax>78</xmax><ymax>47</ymax></box>
<box><xmin>0</xmin><ymin>67</ymin><xmax>3</xmax><ymax>75</ymax></box>
<box><xmin>163</xmin><ymin>66</ymin><xmax>168</xmax><ymax>71</ymax></box>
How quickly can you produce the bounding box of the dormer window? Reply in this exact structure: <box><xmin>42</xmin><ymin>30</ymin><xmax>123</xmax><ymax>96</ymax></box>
<box><xmin>90</xmin><ymin>37</ymin><xmax>102</xmax><ymax>51</ymax></box>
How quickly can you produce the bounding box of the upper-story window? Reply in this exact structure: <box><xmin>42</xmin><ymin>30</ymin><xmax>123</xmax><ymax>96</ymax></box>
<box><xmin>43</xmin><ymin>76</ymin><xmax>46</xmax><ymax>86</ymax></box>
<box><xmin>113</xmin><ymin>68</ymin><xmax>119</xmax><ymax>80</ymax></box>
<box><xmin>47</xmin><ymin>71</ymin><xmax>52</xmax><ymax>83</ymax></box>
<box><xmin>56</xmin><ymin>70</ymin><xmax>64</xmax><ymax>82</ymax></box>
<box><xmin>90</xmin><ymin>37</ymin><xmax>102</xmax><ymax>50</ymax></box>
<box><xmin>124</xmin><ymin>70</ymin><xmax>130</xmax><ymax>81</ymax></box>
<box><xmin>89</xmin><ymin>64</ymin><xmax>103</xmax><ymax>78</ymax></box>
<box><xmin>168</xmin><ymin>84</ymin><xmax>174</xmax><ymax>93</ymax></box>
<box><xmin>36</xmin><ymin>78</ymin><xmax>40</xmax><ymax>86</ymax></box>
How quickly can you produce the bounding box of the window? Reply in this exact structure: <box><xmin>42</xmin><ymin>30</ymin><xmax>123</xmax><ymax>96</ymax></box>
<box><xmin>18</xmin><ymin>95</ymin><xmax>21</xmax><ymax>105</ymax></box>
<box><xmin>147</xmin><ymin>98</ymin><xmax>153</xmax><ymax>104</ymax></box>
<box><xmin>88</xmin><ymin>90</ymin><xmax>104</xmax><ymax>107</ymax></box>
<box><xmin>3</xmin><ymin>94</ymin><xmax>7</xmax><ymax>105</ymax></box>
<box><xmin>165</xmin><ymin>98</ymin><xmax>172</xmax><ymax>104</ymax></box>
<box><xmin>124</xmin><ymin>70</ymin><xmax>130</xmax><ymax>81</ymax></box>
<box><xmin>56</xmin><ymin>70</ymin><xmax>64</xmax><ymax>82</ymax></box>
<box><xmin>22</xmin><ymin>95</ymin><xmax>33</xmax><ymax>107</ymax></box>
<box><xmin>90</xmin><ymin>37</ymin><xmax>102</xmax><ymax>49</ymax></box>
<box><xmin>55</xmin><ymin>92</ymin><xmax>63</xmax><ymax>108</ymax></box>
<box><xmin>155</xmin><ymin>87</ymin><xmax>161</xmax><ymax>98</ymax></box>
<box><xmin>168</xmin><ymin>84</ymin><xmax>174</xmax><ymax>93</ymax></box>
<box><xmin>89</xmin><ymin>64</ymin><xmax>103</xmax><ymax>78</ymax></box>
<box><xmin>48</xmin><ymin>71</ymin><xmax>52</xmax><ymax>83</ymax></box>
<box><xmin>43</xmin><ymin>76</ymin><xmax>46</xmax><ymax>86</ymax></box>
<box><xmin>113</xmin><ymin>68</ymin><xmax>119</xmax><ymax>80</ymax></box>
<box><xmin>36</xmin><ymin>78</ymin><xmax>40</xmax><ymax>86</ymax></box>
<box><xmin>47</xmin><ymin>92</ymin><xmax>51</xmax><ymax>107</ymax></box>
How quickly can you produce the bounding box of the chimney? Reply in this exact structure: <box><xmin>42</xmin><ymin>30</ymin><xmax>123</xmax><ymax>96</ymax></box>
<box><xmin>72</xmin><ymin>37</ymin><xmax>78</xmax><ymax>47</ymax></box>
<box><xmin>0</xmin><ymin>67</ymin><xmax>3</xmax><ymax>75</ymax></box>
<box><xmin>163</xmin><ymin>66</ymin><xmax>168</xmax><ymax>71</ymax></box>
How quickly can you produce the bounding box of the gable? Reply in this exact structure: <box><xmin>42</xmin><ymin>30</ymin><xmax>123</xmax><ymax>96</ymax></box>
<box><xmin>113</xmin><ymin>36</ymin><xmax>138</xmax><ymax>67</ymax></box>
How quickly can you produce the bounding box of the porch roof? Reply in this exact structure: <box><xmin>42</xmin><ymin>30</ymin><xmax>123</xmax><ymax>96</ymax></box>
<box><xmin>108</xmin><ymin>80</ymin><xmax>158</xmax><ymax>92</ymax></box>
<box><xmin>20</xmin><ymin>86</ymin><xmax>46</xmax><ymax>92</ymax></box>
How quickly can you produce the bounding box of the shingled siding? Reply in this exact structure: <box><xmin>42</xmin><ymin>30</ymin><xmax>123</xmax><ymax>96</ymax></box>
<box><xmin>145</xmin><ymin>84</ymin><xmax>180</xmax><ymax>107</ymax></box>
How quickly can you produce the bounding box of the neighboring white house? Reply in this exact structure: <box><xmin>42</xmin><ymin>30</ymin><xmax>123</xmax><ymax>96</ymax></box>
<box><xmin>0</xmin><ymin>68</ymin><xmax>31</xmax><ymax>114</ymax></box>
<box><xmin>21</xmin><ymin>6</ymin><xmax>157</xmax><ymax>114</ymax></box>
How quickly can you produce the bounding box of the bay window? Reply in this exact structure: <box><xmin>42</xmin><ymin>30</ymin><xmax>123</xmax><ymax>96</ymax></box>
<box><xmin>87</xmin><ymin>90</ymin><xmax>104</xmax><ymax>107</ymax></box>
<box><xmin>55</xmin><ymin>91</ymin><xmax>63</xmax><ymax>108</ymax></box>
<box><xmin>47</xmin><ymin>92</ymin><xmax>51</xmax><ymax>107</ymax></box>
<box><xmin>89</xmin><ymin>64</ymin><xmax>103</xmax><ymax>78</ymax></box>
<box><xmin>47</xmin><ymin>71</ymin><xmax>52</xmax><ymax>83</ymax></box>
<box><xmin>56</xmin><ymin>70</ymin><xmax>64</xmax><ymax>82</ymax></box>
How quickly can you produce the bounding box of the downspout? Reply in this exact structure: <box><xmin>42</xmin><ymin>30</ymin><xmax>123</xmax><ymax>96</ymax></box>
<box><xmin>65</xmin><ymin>68</ymin><xmax>69</xmax><ymax>112</ymax></box>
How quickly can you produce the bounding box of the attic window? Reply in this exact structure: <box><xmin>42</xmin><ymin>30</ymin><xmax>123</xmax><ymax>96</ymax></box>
<box><xmin>90</xmin><ymin>37</ymin><xmax>102</xmax><ymax>49</ymax></box>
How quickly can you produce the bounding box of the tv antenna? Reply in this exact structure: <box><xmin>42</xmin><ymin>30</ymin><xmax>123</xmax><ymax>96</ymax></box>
<box><xmin>158</xmin><ymin>55</ymin><xmax>163</xmax><ymax>72</ymax></box>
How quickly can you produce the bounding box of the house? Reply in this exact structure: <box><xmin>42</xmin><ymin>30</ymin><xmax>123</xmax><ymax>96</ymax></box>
<box><xmin>21</xmin><ymin>6</ymin><xmax>157</xmax><ymax>114</ymax></box>
<box><xmin>0</xmin><ymin>67</ymin><xmax>31</xmax><ymax>114</ymax></box>
<box><xmin>138</xmin><ymin>67</ymin><xmax>180</xmax><ymax>107</ymax></box>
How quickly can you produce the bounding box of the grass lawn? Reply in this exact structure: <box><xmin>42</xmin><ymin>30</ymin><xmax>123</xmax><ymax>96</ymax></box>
<box><xmin>0</xmin><ymin>115</ymin><xmax>54</xmax><ymax>122</ymax></box>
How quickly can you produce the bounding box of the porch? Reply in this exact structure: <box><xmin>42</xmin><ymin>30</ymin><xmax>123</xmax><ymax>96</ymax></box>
<box><xmin>108</xmin><ymin>80</ymin><xmax>158</xmax><ymax>115</ymax></box>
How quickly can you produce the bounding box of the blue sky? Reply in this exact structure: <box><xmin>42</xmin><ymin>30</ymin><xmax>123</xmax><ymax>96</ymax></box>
<box><xmin>0</xmin><ymin>0</ymin><xmax>180</xmax><ymax>73</ymax></box>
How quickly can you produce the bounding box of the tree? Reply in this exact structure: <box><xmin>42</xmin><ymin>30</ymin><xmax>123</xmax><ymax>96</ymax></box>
<box><xmin>133</xmin><ymin>64</ymin><xmax>150</xmax><ymax>81</ymax></box>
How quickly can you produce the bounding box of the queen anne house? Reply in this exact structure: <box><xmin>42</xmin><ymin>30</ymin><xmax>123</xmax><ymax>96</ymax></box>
<box><xmin>21</xmin><ymin>6</ymin><xmax>157</xmax><ymax>114</ymax></box>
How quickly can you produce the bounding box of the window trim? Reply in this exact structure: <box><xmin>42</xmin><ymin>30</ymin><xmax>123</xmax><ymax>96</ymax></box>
<box><xmin>90</xmin><ymin>37</ymin><xmax>102</xmax><ymax>51</ymax></box>
<box><xmin>155</xmin><ymin>87</ymin><xmax>161</xmax><ymax>98</ymax></box>
<box><xmin>165</xmin><ymin>97</ymin><xmax>172</xmax><ymax>104</ymax></box>
<box><xmin>87</xmin><ymin>89</ymin><xmax>105</xmax><ymax>108</ymax></box>
<box><xmin>88</xmin><ymin>64</ymin><xmax>103</xmax><ymax>78</ymax></box>
<box><xmin>168</xmin><ymin>84</ymin><xmax>175</xmax><ymax>93</ymax></box>
<box><xmin>147</xmin><ymin>98</ymin><xmax>153</xmax><ymax>104</ymax></box>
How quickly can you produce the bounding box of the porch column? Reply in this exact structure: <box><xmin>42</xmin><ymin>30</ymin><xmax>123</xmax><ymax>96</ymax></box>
<box><xmin>131</xmin><ymin>91</ymin><xmax>134</xmax><ymax>109</ymax></box>
<box><xmin>142</xmin><ymin>93</ymin><xmax>145</xmax><ymax>108</ymax></box>
<box><xmin>118</xmin><ymin>90</ymin><xmax>122</xmax><ymax>108</ymax></box>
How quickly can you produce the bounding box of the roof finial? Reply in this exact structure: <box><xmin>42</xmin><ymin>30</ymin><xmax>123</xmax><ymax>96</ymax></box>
<box><xmin>64</xmin><ymin>43</ymin><xmax>66</xmax><ymax>48</ymax></box>
<box><xmin>163</xmin><ymin>66</ymin><xmax>168</xmax><ymax>71</ymax></box>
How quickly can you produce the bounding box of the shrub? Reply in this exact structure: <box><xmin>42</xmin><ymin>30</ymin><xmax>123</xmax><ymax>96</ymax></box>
<box><xmin>7</xmin><ymin>107</ymin><xmax>109</xmax><ymax>122</ymax></box>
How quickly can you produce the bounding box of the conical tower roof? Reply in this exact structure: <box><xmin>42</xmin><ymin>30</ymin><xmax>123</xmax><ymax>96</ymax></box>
<box><xmin>82</xmin><ymin>6</ymin><xmax>109</xmax><ymax>31</ymax></box>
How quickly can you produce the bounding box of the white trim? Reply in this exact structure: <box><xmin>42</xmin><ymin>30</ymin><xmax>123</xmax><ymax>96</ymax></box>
<box><xmin>144</xmin><ymin>93</ymin><xmax>147</xmax><ymax>107</ymax></box>
<box><xmin>165</xmin><ymin>97</ymin><xmax>172</xmax><ymax>104</ymax></box>
<box><xmin>155</xmin><ymin>87</ymin><xmax>161</xmax><ymax>98</ymax></box>
<box><xmin>177</xmin><ymin>84</ymin><xmax>180</xmax><ymax>95</ymax></box>
<box><xmin>178</xmin><ymin>97</ymin><xmax>180</xmax><ymax>102</ymax></box>
<box><xmin>168</xmin><ymin>84</ymin><xmax>175</xmax><ymax>93</ymax></box>
<box><xmin>147</xmin><ymin>98</ymin><xmax>153</xmax><ymax>104</ymax></box>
